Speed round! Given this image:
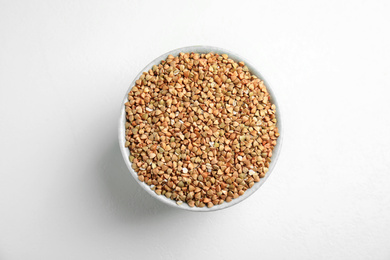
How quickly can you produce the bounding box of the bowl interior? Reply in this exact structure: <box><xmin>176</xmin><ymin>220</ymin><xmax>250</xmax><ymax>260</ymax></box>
<box><xmin>118</xmin><ymin>46</ymin><xmax>283</xmax><ymax>211</ymax></box>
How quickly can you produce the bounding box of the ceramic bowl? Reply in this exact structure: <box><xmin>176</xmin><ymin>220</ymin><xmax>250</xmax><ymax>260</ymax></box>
<box><xmin>118</xmin><ymin>46</ymin><xmax>283</xmax><ymax>211</ymax></box>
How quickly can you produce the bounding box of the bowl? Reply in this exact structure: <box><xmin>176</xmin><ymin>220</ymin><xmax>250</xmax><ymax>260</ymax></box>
<box><xmin>118</xmin><ymin>46</ymin><xmax>283</xmax><ymax>211</ymax></box>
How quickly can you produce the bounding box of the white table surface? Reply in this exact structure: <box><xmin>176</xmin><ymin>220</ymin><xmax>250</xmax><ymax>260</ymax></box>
<box><xmin>1</xmin><ymin>1</ymin><xmax>390</xmax><ymax>259</ymax></box>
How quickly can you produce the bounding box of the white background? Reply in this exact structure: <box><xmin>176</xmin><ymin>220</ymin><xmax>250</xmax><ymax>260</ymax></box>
<box><xmin>1</xmin><ymin>0</ymin><xmax>390</xmax><ymax>259</ymax></box>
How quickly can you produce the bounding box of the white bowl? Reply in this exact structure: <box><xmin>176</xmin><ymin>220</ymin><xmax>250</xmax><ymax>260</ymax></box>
<box><xmin>118</xmin><ymin>46</ymin><xmax>283</xmax><ymax>212</ymax></box>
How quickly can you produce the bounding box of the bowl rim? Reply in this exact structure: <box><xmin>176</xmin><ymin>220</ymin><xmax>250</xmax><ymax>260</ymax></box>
<box><xmin>118</xmin><ymin>45</ymin><xmax>283</xmax><ymax>212</ymax></box>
